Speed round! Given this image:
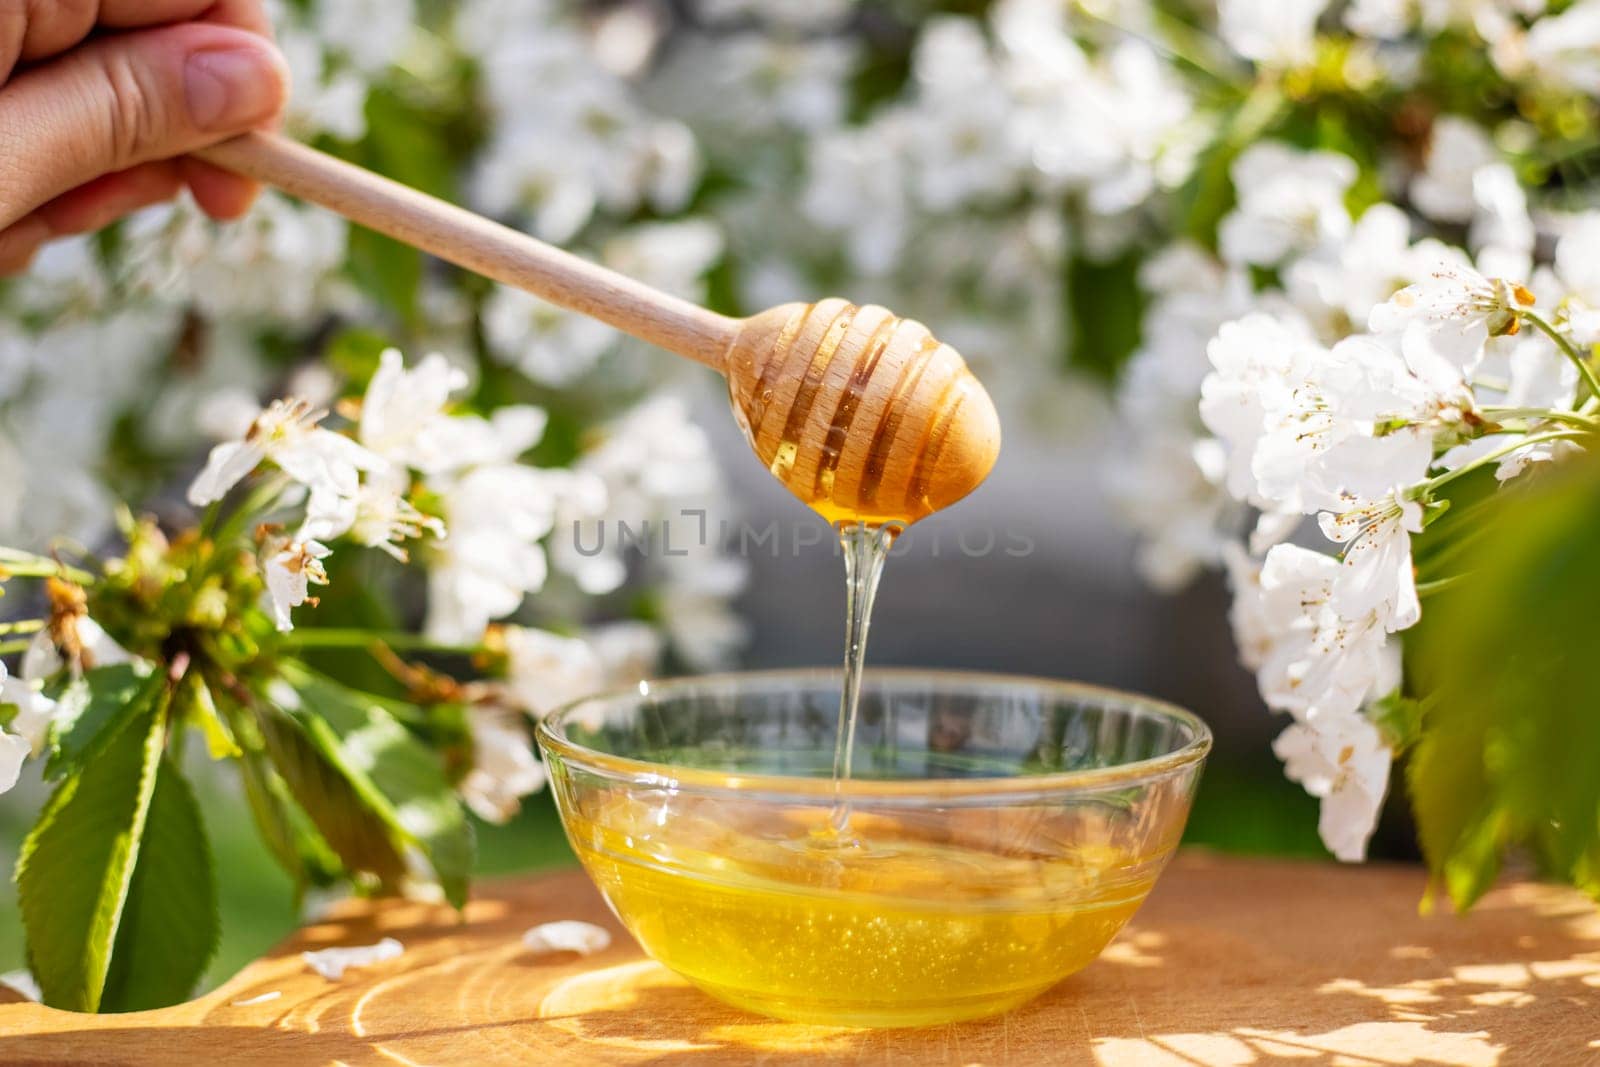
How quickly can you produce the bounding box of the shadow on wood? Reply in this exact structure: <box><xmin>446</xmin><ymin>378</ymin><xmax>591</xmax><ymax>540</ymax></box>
<box><xmin>1</xmin><ymin>853</ymin><xmax>1596</xmax><ymax>1065</ymax></box>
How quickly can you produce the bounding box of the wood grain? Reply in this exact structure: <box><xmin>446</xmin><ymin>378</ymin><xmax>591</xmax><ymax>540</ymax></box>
<box><xmin>3</xmin><ymin>852</ymin><xmax>1596</xmax><ymax>1065</ymax></box>
<box><xmin>194</xmin><ymin>134</ymin><xmax>1002</xmax><ymax>526</ymax></box>
<box><xmin>194</xmin><ymin>134</ymin><xmax>740</xmax><ymax>370</ymax></box>
<box><xmin>726</xmin><ymin>301</ymin><xmax>1001</xmax><ymax>524</ymax></box>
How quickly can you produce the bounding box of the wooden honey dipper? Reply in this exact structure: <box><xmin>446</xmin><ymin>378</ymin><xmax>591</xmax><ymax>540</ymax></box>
<box><xmin>195</xmin><ymin>133</ymin><xmax>1001</xmax><ymax>526</ymax></box>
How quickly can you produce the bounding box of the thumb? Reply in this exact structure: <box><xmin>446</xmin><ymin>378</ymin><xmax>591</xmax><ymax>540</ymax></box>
<box><xmin>0</xmin><ymin>25</ymin><xmax>287</xmax><ymax>228</ymax></box>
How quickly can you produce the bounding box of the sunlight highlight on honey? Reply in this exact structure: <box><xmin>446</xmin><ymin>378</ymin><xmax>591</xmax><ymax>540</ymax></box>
<box><xmin>567</xmin><ymin>798</ymin><xmax>1150</xmax><ymax>1027</ymax></box>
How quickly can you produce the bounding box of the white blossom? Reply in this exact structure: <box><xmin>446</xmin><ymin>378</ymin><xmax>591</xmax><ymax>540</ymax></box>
<box><xmin>549</xmin><ymin>473</ymin><xmax>626</xmax><ymax>596</ymax></box>
<box><xmin>1251</xmin><ymin>335</ymin><xmax>1440</xmax><ymax>516</ymax></box>
<box><xmin>350</xmin><ymin>493</ymin><xmax>444</xmax><ymax>561</ymax></box>
<box><xmin>659</xmin><ymin>555</ymin><xmax>750</xmax><ymax>670</ymax></box>
<box><xmin>354</xmin><ymin>348</ymin><xmax>545</xmax><ymax>480</ymax></box>
<box><xmin>0</xmin><ymin>663</ymin><xmax>41</xmax><ymax>794</ymax></box>
<box><xmin>574</xmin><ymin>397</ymin><xmax>725</xmax><ymax>519</ymax></box>
<box><xmin>602</xmin><ymin>221</ymin><xmax>724</xmax><ymax>304</ymax></box>
<box><xmin>655</xmin><ymin>32</ymin><xmax>858</xmax><ymax>136</ymax></box>
<box><xmin>1469</xmin><ymin>164</ymin><xmax>1535</xmax><ymax>275</ymax></box>
<box><xmin>1523</xmin><ymin>0</ymin><xmax>1600</xmax><ymax>94</ymax></box>
<box><xmin>261</xmin><ymin>537</ymin><xmax>332</xmax><ymax>632</ymax></box>
<box><xmin>523</xmin><ymin>920</ymin><xmax>611</xmax><ymax>957</ymax></box>
<box><xmin>1554</xmin><ymin>212</ymin><xmax>1600</xmax><ymax>342</ymax></box>
<box><xmin>1274</xmin><ymin>713</ymin><xmax>1392</xmax><ymax>861</ymax></box>
<box><xmin>0</xmin><ymin>312</ymin><xmax>174</xmax><ymax>550</ymax></box>
<box><xmin>1502</xmin><ymin>333</ymin><xmax>1580</xmax><ymax>411</ymax></box>
<box><xmin>459</xmin><ymin>706</ymin><xmax>547</xmax><ymax>824</ymax></box>
<box><xmin>482</xmin><ymin>290</ymin><xmax>619</xmax><ymax>387</ymax></box>
<box><xmin>301</xmin><ymin>938</ymin><xmax>404</xmax><ymax>980</ymax></box>
<box><xmin>1491</xmin><ymin>436</ymin><xmax>1584</xmax><ymax>480</ymax></box>
<box><xmin>1409</xmin><ymin>117</ymin><xmax>1498</xmax><ymax>224</ymax></box>
<box><xmin>1220</xmin><ymin>0</ymin><xmax>1330</xmax><ymax>67</ymax></box>
<box><xmin>585</xmin><ymin>622</ymin><xmax>663</xmax><ymax>686</ymax></box>
<box><xmin>1220</xmin><ymin>144</ymin><xmax>1356</xmax><ymax>266</ymax></box>
<box><xmin>144</xmin><ymin>327</ymin><xmax>276</xmax><ymax>456</ymax></box>
<box><xmin>1285</xmin><ymin>203</ymin><xmax>1417</xmax><ymax>334</ymax></box>
<box><xmin>1318</xmin><ymin>493</ymin><xmax>1424</xmax><ymax>632</ymax></box>
<box><xmin>315</xmin><ymin>0</ymin><xmax>415</xmax><ymax>75</ymax></box>
<box><xmin>263</xmin><ymin>0</ymin><xmax>404</xmax><ymax>141</ymax></box>
<box><xmin>1198</xmin><ymin>312</ymin><xmax>1322</xmax><ymax>504</ymax></box>
<box><xmin>900</xmin><ymin>19</ymin><xmax>1022</xmax><ymax>212</ymax></box>
<box><xmin>1245</xmin><ymin>545</ymin><xmax>1403</xmax><ymax>722</ymax></box>
<box><xmin>462</xmin><ymin>4</ymin><xmax>699</xmax><ymax>242</ymax></box>
<box><xmin>273</xmin><ymin>23</ymin><xmax>366</xmax><ymax>140</ymax></box>
<box><xmin>500</xmin><ymin>627</ymin><xmax>606</xmax><ymax>718</ymax></box>
<box><xmin>1109</xmin><ymin>252</ymin><xmax>1257</xmax><ymax>588</ymax></box>
<box><xmin>802</xmin><ymin>123</ymin><xmax>911</xmax><ymax>275</ymax></box>
<box><xmin>358</xmin><ymin>351</ymin><xmax>469</xmax><ymax>465</ymax></box>
<box><xmin>1222</xmin><ymin>543</ymin><xmax>1274</xmax><ymax>671</ymax></box>
<box><xmin>1370</xmin><ymin>262</ymin><xmax>1534</xmax><ymax>388</ymax></box>
<box><xmin>1344</xmin><ymin>0</ymin><xmax>1411</xmax><ymax>38</ymax></box>
<box><xmin>8</xmin><ymin>237</ymin><xmax>107</xmax><ymax>318</ymax></box>
<box><xmin>1014</xmin><ymin>40</ymin><xmax>1194</xmax><ymax>215</ymax></box>
<box><xmin>124</xmin><ymin>192</ymin><xmax>350</xmax><ymax>325</ymax></box>
<box><xmin>188</xmin><ymin>399</ymin><xmax>382</xmax><ymax>507</ymax></box>
<box><xmin>426</xmin><ymin>466</ymin><xmax>560</xmax><ymax>643</ymax></box>
<box><xmin>21</xmin><ymin>617</ymin><xmax>133</xmax><ymax>680</ymax></box>
<box><xmin>301</xmin><ymin>479</ymin><xmax>445</xmax><ymax>562</ymax></box>
<box><xmin>1440</xmin><ymin>419</ymin><xmax>1587</xmax><ymax>486</ymax></box>
<box><xmin>0</xmin><ymin>659</ymin><xmax>58</xmax><ymax>760</ymax></box>
<box><xmin>1108</xmin><ymin>428</ymin><xmax>1234</xmax><ymax>590</ymax></box>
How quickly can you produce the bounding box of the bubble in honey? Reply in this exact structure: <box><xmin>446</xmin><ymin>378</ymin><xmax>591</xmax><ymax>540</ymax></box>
<box><xmin>768</xmin><ymin>439</ymin><xmax>798</xmax><ymax>481</ymax></box>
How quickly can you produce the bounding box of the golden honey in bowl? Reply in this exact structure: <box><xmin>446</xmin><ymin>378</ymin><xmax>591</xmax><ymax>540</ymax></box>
<box><xmin>538</xmin><ymin>292</ymin><xmax>1204</xmax><ymax>1028</ymax></box>
<box><xmin>559</xmin><ymin>788</ymin><xmax>1169</xmax><ymax>1028</ymax></box>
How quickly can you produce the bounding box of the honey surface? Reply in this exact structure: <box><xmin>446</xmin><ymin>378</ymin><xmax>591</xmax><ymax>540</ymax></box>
<box><xmin>567</xmin><ymin>797</ymin><xmax>1152</xmax><ymax>1027</ymax></box>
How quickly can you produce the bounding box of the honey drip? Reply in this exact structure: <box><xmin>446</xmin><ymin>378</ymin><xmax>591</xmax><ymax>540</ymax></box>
<box><xmin>725</xmin><ymin>303</ymin><xmax>996</xmax><ymax>840</ymax></box>
<box><xmin>826</xmin><ymin>521</ymin><xmax>896</xmax><ymax>837</ymax></box>
<box><xmin>727</xmin><ymin>301</ymin><xmax>996</xmax><ymax>530</ymax></box>
<box><xmin>550</xmin><ymin>314</ymin><xmax>1152</xmax><ymax>1028</ymax></box>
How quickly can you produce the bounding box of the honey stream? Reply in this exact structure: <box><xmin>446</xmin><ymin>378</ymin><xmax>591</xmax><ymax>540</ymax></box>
<box><xmin>557</xmin><ymin>376</ymin><xmax>1156</xmax><ymax>1028</ymax></box>
<box><xmin>826</xmin><ymin>521</ymin><xmax>897</xmax><ymax>837</ymax></box>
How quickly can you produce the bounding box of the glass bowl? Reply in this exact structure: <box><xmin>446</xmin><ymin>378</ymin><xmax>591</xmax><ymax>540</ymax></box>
<box><xmin>537</xmin><ymin>669</ymin><xmax>1210</xmax><ymax>1029</ymax></box>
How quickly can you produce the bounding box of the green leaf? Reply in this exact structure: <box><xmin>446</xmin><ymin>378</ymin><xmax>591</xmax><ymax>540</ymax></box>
<box><xmin>323</xmin><ymin>326</ymin><xmax>396</xmax><ymax>389</ymax></box>
<box><xmin>44</xmin><ymin>663</ymin><xmax>158</xmax><ymax>779</ymax></box>
<box><xmin>283</xmin><ymin>667</ymin><xmax>474</xmax><ymax>907</ymax></box>
<box><xmin>1368</xmin><ymin>689</ymin><xmax>1426</xmax><ymax>753</ymax></box>
<box><xmin>235</xmin><ymin>740</ymin><xmax>343</xmax><ymax>900</ymax></box>
<box><xmin>1410</xmin><ymin>456</ymin><xmax>1600</xmax><ymax>909</ymax></box>
<box><xmin>1065</xmin><ymin>249</ymin><xmax>1147</xmax><ymax>384</ymax></box>
<box><xmin>347</xmin><ymin>227</ymin><xmax>422</xmax><ymax>326</ymax></box>
<box><xmin>256</xmin><ymin>699</ymin><xmax>412</xmax><ymax>891</ymax></box>
<box><xmin>99</xmin><ymin>757</ymin><xmax>218</xmax><ymax>1011</ymax></box>
<box><xmin>1405</xmin><ymin>704</ymin><xmax>1501</xmax><ymax>910</ymax></box>
<box><xmin>175</xmin><ymin>672</ymin><xmax>240</xmax><ymax>760</ymax></box>
<box><xmin>16</xmin><ymin>685</ymin><xmax>168</xmax><ymax>1011</ymax></box>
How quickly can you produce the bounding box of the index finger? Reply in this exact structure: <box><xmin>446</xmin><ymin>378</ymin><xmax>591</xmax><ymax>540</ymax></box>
<box><xmin>3</xmin><ymin>0</ymin><xmax>217</xmax><ymax>83</ymax></box>
<box><xmin>97</xmin><ymin>1</ymin><xmax>243</xmax><ymax>29</ymax></box>
<box><xmin>102</xmin><ymin>0</ymin><xmax>274</xmax><ymax>37</ymax></box>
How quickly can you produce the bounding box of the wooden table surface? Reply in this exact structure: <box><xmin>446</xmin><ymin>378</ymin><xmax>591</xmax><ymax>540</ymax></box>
<box><xmin>2</xmin><ymin>851</ymin><xmax>1597</xmax><ymax>1066</ymax></box>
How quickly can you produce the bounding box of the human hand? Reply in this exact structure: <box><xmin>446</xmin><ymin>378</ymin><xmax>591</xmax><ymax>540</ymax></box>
<box><xmin>0</xmin><ymin>0</ymin><xmax>288</xmax><ymax>274</ymax></box>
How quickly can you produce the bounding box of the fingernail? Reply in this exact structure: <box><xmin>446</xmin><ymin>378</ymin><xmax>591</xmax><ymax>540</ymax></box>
<box><xmin>184</xmin><ymin>47</ymin><xmax>284</xmax><ymax>131</ymax></box>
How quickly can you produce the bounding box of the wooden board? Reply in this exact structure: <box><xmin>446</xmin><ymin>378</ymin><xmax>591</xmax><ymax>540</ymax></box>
<box><xmin>1</xmin><ymin>852</ymin><xmax>1597</xmax><ymax>1065</ymax></box>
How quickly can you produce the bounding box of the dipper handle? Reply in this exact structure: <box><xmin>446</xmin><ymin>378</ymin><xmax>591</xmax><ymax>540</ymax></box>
<box><xmin>195</xmin><ymin>132</ymin><xmax>739</xmax><ymax>370</ymax></box>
